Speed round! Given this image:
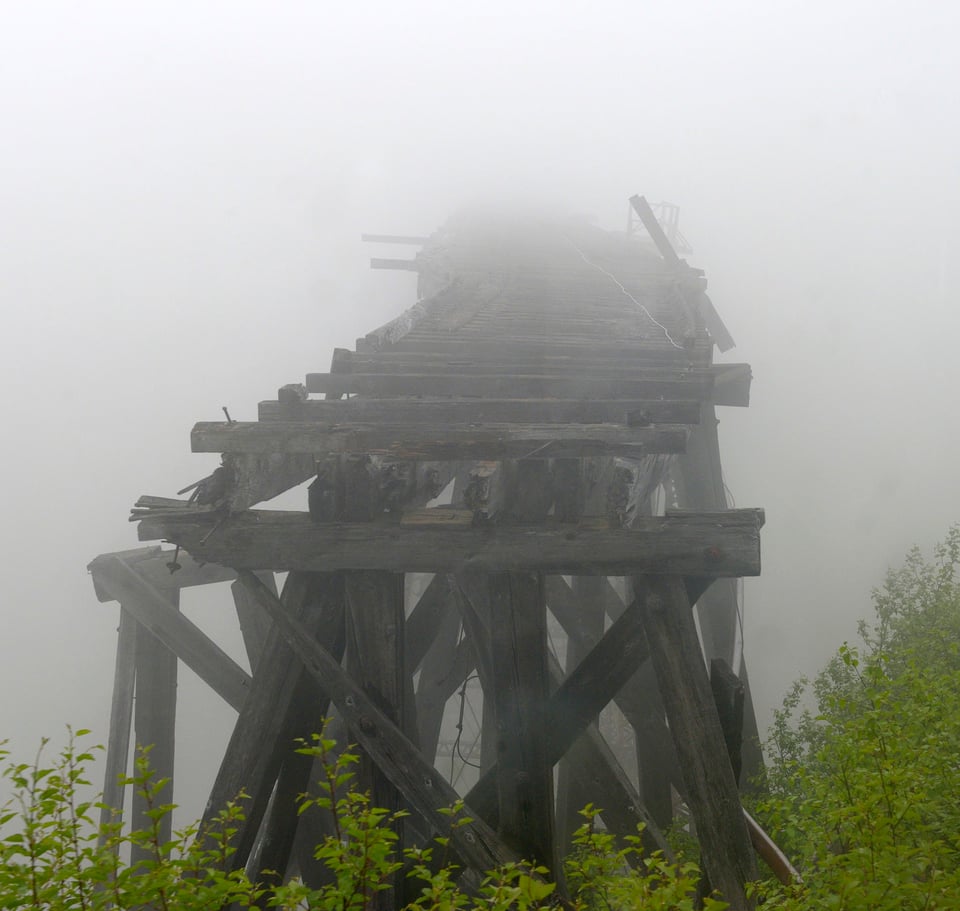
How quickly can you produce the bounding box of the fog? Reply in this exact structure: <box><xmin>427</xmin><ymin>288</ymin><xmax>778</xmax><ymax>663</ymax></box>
<box><xmin>2</xmin><ymin>1</ymin><xmax>958</xmax><ymax>820</ymax></box>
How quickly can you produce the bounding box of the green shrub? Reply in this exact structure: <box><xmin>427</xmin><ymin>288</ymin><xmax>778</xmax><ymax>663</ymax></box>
<box><xmin>754</xmin><ymin>528</ymin><xmax>960</xmax><ymax>910</ymax></box>
<box><xmin>0</xmin><ymin>727</ymin><xmax>716</xmax><ymax>910</ymax></box>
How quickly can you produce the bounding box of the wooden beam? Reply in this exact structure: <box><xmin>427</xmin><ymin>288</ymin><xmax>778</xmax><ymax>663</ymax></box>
<box><xmin>191</xmin><ymin>420</ymin><xmax>687</xmax><ymax>460</ymax></box>
<box><xmin>232</xmin><ymin>573</ymin><xmax>277</xmax><ymax>674</ymax></box>
<box><xmin>640</xmin><ymin>575</ymin><xmax>757</xmax><ymax>909</ymax></box>
<box><xmin>98</xmin><ymin>607</ymin><xmax>137</xmax><ymax>849</ymax></box>
<box><xmin>131</xmin><ymin>605</ymin><xmax>178</xmax><ymax>865</ymax></box>
<box><xmin>360</xmin><ymin>336</ymin><xmax>709</xmax><ymax>364</ymax></box>
<box><xmin>235</xmin><ymin>571</ymin><xmax>521</xmax><ymax>875</ymax></box>
<box><xmin>555</xmin><ymin>576</ymin><xmax>606</xmax><ymax>851</ymax></box>
<box><xmin>259</xmin><ymin>397</ymin><xmax>702</xmax><ymax>426</ymax></box>
<box><xmin>89</xmin><ymin>548</ymin><xmax>237</xmax><ymax>602</ymax></box>
<box><xmin>486</xmin><ymin>571</ymin><xmax>556</xmax><ymax>871</ymax></box>
<box><xmin>137</xmin><ymin>508</ymin><xmax>764</xmax><ymax>577</ymax></box>
<box><xmin>93</xmin><ymin>557</ymin><xmax>251</xmax><ymax>711</ymax></box>
<box><xmin>199</xmin><ymin>572</ymin><xmax>345</xmax><ymax>872</ymax></box>
<box><xmin>462</xmin><ymin>590</ymin><xmax>652</xmax><ymax>827</ymax></box>
<box><xmin>304</xmin><ymin>365</ymin><xmax>751</xmax><ymax>406</ymax></box>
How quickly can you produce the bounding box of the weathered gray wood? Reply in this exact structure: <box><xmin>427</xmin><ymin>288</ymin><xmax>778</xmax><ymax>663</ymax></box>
<box><xmin>545</xmin><ymin>574</ymin><xmax>678</xmax><ymax>829</ymax></box>
<box><xmin>486</xmin><ymin>571</ymin><xmax>556</xmax><ymax>871</ymax></box>
<box><xmin>640</xmin><ymin>575</ymin><xmax>756</xmax><ymax>909</ymax></box>
<box><xmin>463</xmin><ymin>590</ymin><xmax>653</xmax><ymax>829</ymax></box>
<box><xmin>131</xmin><ymin>604</ymin><xmax>178</xmax><ymax>866</ymax></box>
<box><xmin>191</xmin><ymin>420</ymin><xmax>687</xmax><ymax>460</ymax></box>
<box><xmin>711</xmin><ymin>658</ymin><xmax>745</xmax><ymax>786</ymax></box>
<box><xmin>199</xmin><ymin>572</ymin><xmax>345</xmax><ymax>872</ymax></box>
<box><xmin>369</xmin><ymin>336</ymin><xmax>710</xmax><ymax>365</ymax></box>
<box><xmin>231</xmin><ymin>573</ymin><xmax>277</xmax><ymax>674</ymax></box>
<box><xmin>98</xmin><ymin>607</ymin><xmax>137</xmax><ymax>848</ymax></box>
<box><xmin>259</xmin><ymin>398</ymin><xmax>701</xmax><ymax>427</ymax></box>
<box><xmin>555</xmin><ymin>576</ymin><xmax>606</xmax><ymax>851</ymax></box>
<box><xmin>137</xmin><ymin>509</ymin><xmax>764</xmax><ymax>577</ymax></box>
<box><xmin>235</xmin><ymin>571</ymin><xmax>521</xmax><ymax>875</ymax></box>
<box><xmin>305</xmin><ymin>365</ymin><xmax>750</xmax><ymax>406</ymax></box>
<box><xmin>334</xmin><ymin>352</ymin><xmax>714</xmax><ymax>378</ymax></box>
<box><xmin>94</xmin><ymin>557</ymin><xmax>251</xmax><ymax>711</ymax></box>
<box><xmin>414</xmin><ymin>601</ymin><xmax>464</xmax><ymax>763</ymax></box>
<box><xmin>90</xmin><ymin>548</ymin><xmax>238</xmax><ymax>601</ymax></box>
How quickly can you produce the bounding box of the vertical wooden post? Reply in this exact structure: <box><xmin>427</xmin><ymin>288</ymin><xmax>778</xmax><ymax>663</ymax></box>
<box><xmin>555</xmin><ymin>575</ymin><xmax>605</xmax><ymax>851</ymax></box>
<box><xmin>640</xmin><ymin>575</ymin><xmax>757</xmax><ymax>910</ymax></box>
<box><xmin>98</xmin><ymin>606</ymin><xmax>137</xmax><ymax>849</ymax></box>
<box><xmin>487</xmin><ymin>570</ymin><xmax>556</xmax><ymax>872</ymax></box>
<box><xmin>130</xmin><ymin>591</ymin><xmax>179</xmax><ymax>865</ymax></box>
<box><xmin>343</xmin><ymin>454</ymin><xmax>409</xmax><ymax>911</ymax></box>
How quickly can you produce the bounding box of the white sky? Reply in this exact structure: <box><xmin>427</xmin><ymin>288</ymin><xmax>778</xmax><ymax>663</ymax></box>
<box><xmin>2</xmin><ymin>0</ymin><xmax>959</xmax><ymax>819</ymax></box>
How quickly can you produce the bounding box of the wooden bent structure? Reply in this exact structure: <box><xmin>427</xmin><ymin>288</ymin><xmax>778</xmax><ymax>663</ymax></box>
<box><xmin>89</xmin><ymin>198</ymin><xmax>783</xmax><ymax>908</ymax></box>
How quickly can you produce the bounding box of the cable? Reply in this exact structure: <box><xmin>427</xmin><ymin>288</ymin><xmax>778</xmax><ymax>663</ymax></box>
<box><xmin>564</xmin><ymin>237</ymin><xmax>684</xmax><ymax>350</ymax></box>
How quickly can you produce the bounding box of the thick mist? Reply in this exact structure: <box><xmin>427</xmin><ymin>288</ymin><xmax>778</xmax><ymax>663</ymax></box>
<box><xmin>2</xmin><ymin>1</ymin><xmax>958</xmax><ymax>821</ymax></box>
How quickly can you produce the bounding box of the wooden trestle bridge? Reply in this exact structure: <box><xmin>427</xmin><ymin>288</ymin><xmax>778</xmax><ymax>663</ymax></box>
<box><xmin>88</xmin><ymin>197</ymin><xmax>783</xmax><ymax>909</ymax></box>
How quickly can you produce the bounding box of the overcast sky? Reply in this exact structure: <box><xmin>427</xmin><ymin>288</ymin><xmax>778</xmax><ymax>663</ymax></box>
<box><xmin>2</xmin><ymin>1</ymin><xmax>958</xmax><ymax>820</ymax></box>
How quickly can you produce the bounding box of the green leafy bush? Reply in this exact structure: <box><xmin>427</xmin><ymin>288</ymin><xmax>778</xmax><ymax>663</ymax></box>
<box><xmin>0</xmin><ymin>727</ymin><xmax>715</xmax><ymax>910</ymax></box>
<box><xmin>754</xmin><ymin>528</ymin><xmax>960</xmax><ymax>910</ymax></box>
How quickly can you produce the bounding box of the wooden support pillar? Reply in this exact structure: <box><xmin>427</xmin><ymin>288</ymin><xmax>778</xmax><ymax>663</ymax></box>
<box><xmin>232</xmin><ymin>572</ymin><xmax>277</xmax><ymax>674</ymax></box>
<box><xmin>414</xmin><ymin>598</ymin><xmax>463</xmax><ymax>764</ymax></box>
<box><xmin>98</xmin><ymin>606</ymin><xmax>137</xmax><ymax>849</ymax></box>
<box><xmin>486</xmin><ymin>571</ymin><xmax>556</xmax><ymax>871</ymax></box>
<box><xmin>555</xmin><ymin>575</ymin><xmax>605</xmax><ymax>853</ymax></box>
<box><xmin>343</xmin><ymin>455</ymin><xmax>409</xmax><ymax>910</ymax></box>
<box><xmin>640</xmin><ymin>575</ymin><xmax>757</xmax><ymax>910</ymax></box>
<box><xmin>545</xmin><ymin>574</ymin><xmax>677</xmax><ymax>830</ymax></box>
<box><xmin>198</xmin><ymin>572</ymin><xmax>345</xmax><ymax>873</ymax></box>
<box><xmin>131</xmin><ymin>592</ymin><xmax>179</xmax><ymax>865</ymax></box>
<box><xmin>235</xmin><ymin>571</ymin><xmax>521</xmax><ymax>877</ymax></box>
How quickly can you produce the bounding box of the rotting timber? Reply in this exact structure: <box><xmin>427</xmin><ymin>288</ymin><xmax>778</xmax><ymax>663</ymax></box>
<box><xmin>88</xmin><ymin>198</ymin><xmax>780</xmax><ymax>909</ymax></box>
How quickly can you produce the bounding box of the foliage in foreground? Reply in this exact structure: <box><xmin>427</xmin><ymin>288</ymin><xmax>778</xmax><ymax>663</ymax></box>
<box><xmin>0</xmin><ymin>727</ymin><xmax>717</xmax><ymax>910</ymax></box>
<box><xmin>753</xmin><ymin>527</ymin><xmax>960</xmax><ymax>909</ymax></box>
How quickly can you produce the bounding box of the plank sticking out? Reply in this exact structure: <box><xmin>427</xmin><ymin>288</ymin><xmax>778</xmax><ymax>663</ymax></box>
<box><xmin>93</xmin><ymin>557</ymin><xmax>251</xmax><ymax>711</ymax></box>
<box><xmin>198</xmin><ymin>572</ymin><xmax>346</xmax><ymax>873</ymax></box>
<box><xmin>98</xmin><ymin>607</ymin><xmax>137</xmax><ymax>848</ymax></box>
<box><xmin>640</xmin><ymin>576</ymin><xmax>757</xmax><ymax>910</ymax></box>
<box><xmin>235</xmin><ymin>570</ymin><xmax>521</xmax><ymax>876</ymax></box>
<box><xmin>259</xmin><ymin>398</ymin><xmax>702</xmax><ymax>426</ymax></box>
<box><xmin>137</xmin><ymin>509</ymin><xmax>764</xmax><ymax>577</ymax></box>
<box><xmin>191</xmin><ymin>420</ymin><xmax>687</xmax><ymax>460</ymax></box>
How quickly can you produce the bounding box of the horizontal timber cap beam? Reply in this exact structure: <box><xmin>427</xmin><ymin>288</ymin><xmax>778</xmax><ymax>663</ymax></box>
<box><xmin>234</xmin><ymin>570</ymin><xmax>521</xmax><ymax>875</ymax></box>
<box><xmin>190</xmin><ymin>420</ymin><xmax>687</xmax><ymax>459</ymax></box>
<box><xmin>136</xmin><ymin>508</ymin><xmax>762</xmax><ymax>576</ymax></box>
<box><xmin>258</xmin><ymin>398</ymin><xmax>702</xmax><ymax>426</ymax></box>
<box><xmin>88</xmin><ymin>549</ymin><xmax>236</xmax><ymax>601</ymax></box>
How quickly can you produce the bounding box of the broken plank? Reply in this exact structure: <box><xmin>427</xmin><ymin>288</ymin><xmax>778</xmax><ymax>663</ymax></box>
<box><xmin>137</xmin><ymin>509</ymin><xmax>763</xmax><ymax>577</ymax></box>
